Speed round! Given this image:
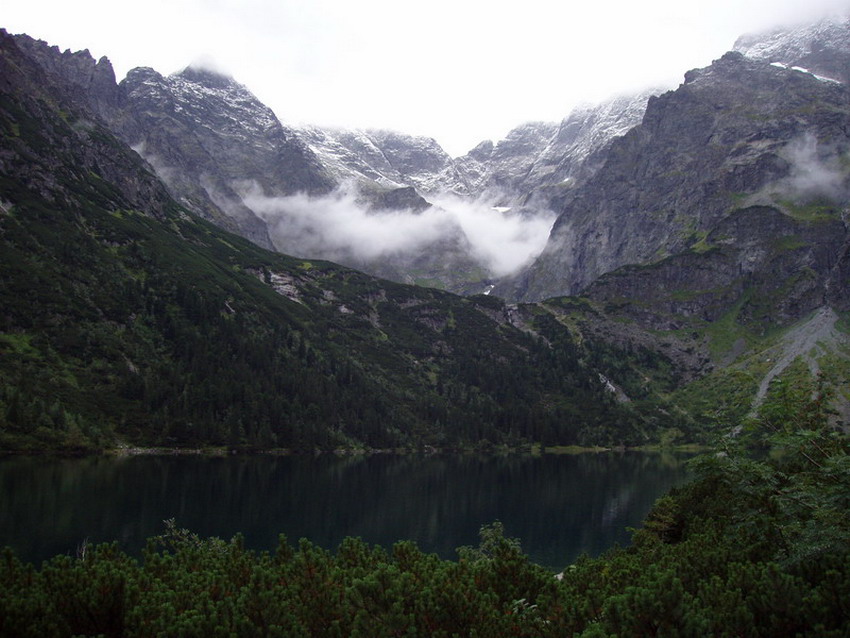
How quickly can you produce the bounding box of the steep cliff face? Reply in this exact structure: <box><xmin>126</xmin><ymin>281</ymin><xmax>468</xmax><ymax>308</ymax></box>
<box><xmin>298</xmin><ymin>125</ymin><xmax>465</xmax><ymax>196</ymax></box>
<box><xmin>116</xmin><ymin>65</ymin><xmax>335</xmax><ymax>250</ymax></box>
<box><xmin>454</xmin><ymin>121</ymin><xmax>559</xmax><ymax>201</ymax></box>
<box><xmin>585</xmin><ymin>206</ymin><xmax>849</xmax><ymax>328</ymax></box>
<box><xmin>509</xmin><ymin>52</ymin><xmax>850</xmax><ymax>309</ymax></box>
<box><xmin>0</xmin><ymin>32</ymin><xmax>178</xmax><ymax>222</ymax></box>
<box><xmin>521</xmin><ymin>91</ymin><xmax>658</xmax><ymax>207</ymax></box>
<box><xmin>11</xmin><ymin>34</ymin><xmax>122</xmax><ymax>122</ymax></box>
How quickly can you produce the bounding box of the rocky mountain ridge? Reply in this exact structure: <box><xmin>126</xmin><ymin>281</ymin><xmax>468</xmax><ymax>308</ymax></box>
<box><xmin>734</xmin><ymin>12</ymin><xmax>850</xmax><ymax>83</ymax></box>
<box><xmin>506</xmin><ymin>49</ymin><xmax>850</xmax><ymax>303</ymax></box>
<box><xmin>297</xmin><ymin>125</ymin><xmax>465</xmax><ymax>196</ymax></box>
<box><xmin>7</xmin><ymin>35</ymin><xmax>553</xmax><ymax>293</ymax></box>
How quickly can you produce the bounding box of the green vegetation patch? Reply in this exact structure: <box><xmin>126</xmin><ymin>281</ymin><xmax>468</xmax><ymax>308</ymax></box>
<box><xmin>777</xmin><ymin>197</ymin><xmax>840</xmax><ymax>222</ymax></box>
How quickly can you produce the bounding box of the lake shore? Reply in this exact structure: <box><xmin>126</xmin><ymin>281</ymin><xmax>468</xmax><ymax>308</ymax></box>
<box><xmin>0</xmin><ymin>442</ymin><xmax>707</xmax><ymax>458</ymax></box>
<box><xmin>103</xmin><ymin>442</ymin><xmax>707</xmax><ymax>456</ymax></box>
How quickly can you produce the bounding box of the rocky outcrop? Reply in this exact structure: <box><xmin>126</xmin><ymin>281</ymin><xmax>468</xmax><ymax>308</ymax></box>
<box><xmin>12</xmin><ymin>34</ymin><xmax>122</xmax><ymax>122</ymax></box>
<box><xmin>0</xmin><ymin>30</ymin><xmax>179</xmax><ymax>222</ymax></box>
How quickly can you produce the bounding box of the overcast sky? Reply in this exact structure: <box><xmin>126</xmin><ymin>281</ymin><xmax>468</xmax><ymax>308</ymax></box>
<box><xmin>6</xmin><ymin>0</ymin><xmax>850</xmax><ymax>156</ymax></box>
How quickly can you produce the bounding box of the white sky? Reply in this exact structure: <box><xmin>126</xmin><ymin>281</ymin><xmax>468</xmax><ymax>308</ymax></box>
<box><xmin>5</xmin><ymin>0</ymin><xmax>850</xmax><ymax>156</ymax></box>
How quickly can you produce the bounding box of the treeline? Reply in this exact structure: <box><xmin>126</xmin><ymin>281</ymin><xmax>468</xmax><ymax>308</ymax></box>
<box><xmin>2</xmin><ymin>387</ymin><xmax>847</xmax><ymax>636</ymax></box>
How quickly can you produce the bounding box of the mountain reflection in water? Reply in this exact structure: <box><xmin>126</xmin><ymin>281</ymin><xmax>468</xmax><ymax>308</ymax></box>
<box><xmin>0</xmin><ymin>451</ymin><xmax>691</xmax><ymax>570</ymax></box>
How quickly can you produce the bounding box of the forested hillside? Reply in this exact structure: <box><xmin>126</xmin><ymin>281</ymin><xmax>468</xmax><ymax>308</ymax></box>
<box><xmin>0</xmin><ymin>30</ymin><xmax>675</xmax><ymax>452</ymax></box>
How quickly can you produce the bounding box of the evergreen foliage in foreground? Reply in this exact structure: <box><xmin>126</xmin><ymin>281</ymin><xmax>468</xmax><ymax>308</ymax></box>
<box><xmin>1</xmin><ymin>391</ymin><xmax>848</xmax><ymax>637</ymax></box>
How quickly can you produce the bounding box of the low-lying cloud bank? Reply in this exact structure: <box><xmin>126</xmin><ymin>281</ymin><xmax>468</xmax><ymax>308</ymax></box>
<box><xmin>239</xmin><ymin>182</ymin><xmax>556</xmax><ymax>277</ymax></box>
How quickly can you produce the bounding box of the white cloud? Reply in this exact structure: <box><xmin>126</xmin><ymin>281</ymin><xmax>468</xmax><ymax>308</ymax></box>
<box><xmin>428</xmin><ymin>193</ymin><xmax>557</xmax><ymax>276</ymax></box>
<box><xmin>238</xmin><ymin>182</ymin><xmax>555</xmax><ymax>276</ymax></box>
<box><xmin>783</xmin><ymin>134</ymin><xmax>848</xmax><ymax>201</ymax></box>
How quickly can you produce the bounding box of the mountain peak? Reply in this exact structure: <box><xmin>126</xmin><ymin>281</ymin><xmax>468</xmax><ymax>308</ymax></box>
<box><xmin>734</xmin><ymin>13</ymin><xmax>850</xmax><ymax>84</ymax></box>
<box><xmin>174</xmin><ymin>63</ymin><xmax>239</xmax><ymax>89</ymax></box>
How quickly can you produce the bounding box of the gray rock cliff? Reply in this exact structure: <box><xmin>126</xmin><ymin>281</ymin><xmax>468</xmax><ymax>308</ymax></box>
<box><xmin>507</xmin><ymin>52</ymin><xmax>850</xmax><ymax>308</ymax></box>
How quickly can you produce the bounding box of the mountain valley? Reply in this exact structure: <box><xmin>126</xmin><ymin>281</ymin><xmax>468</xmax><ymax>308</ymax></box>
<box><xmin>2</xmin><ymin>13</ymin><xmax>850</xmax><ymax>451</ymax></box>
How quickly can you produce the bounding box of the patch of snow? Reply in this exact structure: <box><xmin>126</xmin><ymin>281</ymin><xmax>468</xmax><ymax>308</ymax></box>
<box><xmin>735</xmin><ymin>14</ymin><xmax>850</xmax><ymax>85</ymax></box>
<box><xmin>785</xmin><ymin>65</ymin><xmax>842</xmax><ymax>83</ymax></box>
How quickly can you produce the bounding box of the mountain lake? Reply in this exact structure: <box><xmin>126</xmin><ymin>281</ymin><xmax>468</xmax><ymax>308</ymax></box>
<box><xmin>0</xmin><ymin>451</ymin><xmax>693</xmax><ymax>571</ymax></box>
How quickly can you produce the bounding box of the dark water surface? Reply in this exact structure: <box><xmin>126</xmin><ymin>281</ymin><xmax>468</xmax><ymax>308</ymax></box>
<box><xmin>0</xmin><ymin>452</ymin><xmax>692</xmax><ymax>570</ymax></box>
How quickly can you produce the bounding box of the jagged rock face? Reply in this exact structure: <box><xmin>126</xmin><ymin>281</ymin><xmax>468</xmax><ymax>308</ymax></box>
<box><xmin>585</xmin><ymin>206</ymin><xmax>850</xmax><ymax>330</ymax></box>
<box><xmin>452</xmin><ymin>92</ymin><xmax>657</xmax><ymax>211</ymax></box>
<box><xmin>304</xmin><ymin>99</ymin><xmax>651</xmax><ymax>212</ymax></box>
<box><xmin>366</xmin><ymin>129</ymin><xmax>458</xmax><ymax>191</ymax></box>
<box><xmin>0</xmin><ymin>31</ymin><xmax>182</xmax><ymax>222</ymax></box>
<box><xmin>11</xmin><ymin>34</ymin><xmax>121</xmax><ymax>122</ymax></box>
<box><xmin>115</xmin><ymin>66</ymin><xmax>334</xmax><ymax>249</ymax></box>
<box><xmin>454</xmin><ymin>122</ymin><xmax>559</xmax><ymax>202</ymax></box>
<box><xmin>10</xmin><ymin>35</ymin><xmax>337</xmax><ymax>250</ymax></box>
<box><xmin>297</xmin><ymin>126</ymin><xmax>465</xmax><ymax>196</ymax></box>
<box><xmin>735</xmin><ymin>13</ymin><xmax>850</xmax><ymax>83</ymax></box>
<box><xmin>508</xmin><ymin>52</ymin><xmax>850</xmax><ymax>303</ymax></box>
<box><xmin>521</xmin><ymin>91</ymin><xmax>657</xmax><ymax>207</ymax></box>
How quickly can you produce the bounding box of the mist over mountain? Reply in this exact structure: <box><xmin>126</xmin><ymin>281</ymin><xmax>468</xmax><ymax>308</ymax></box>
<box><xmin>9</xmin><ymin>34</ymin><xmax>574</xmax><ymax>294</ymax></box>
<box><xmin>734</xmin><ymin>11</ymin><xmax>850</xmax><ymax>83</ymax></box>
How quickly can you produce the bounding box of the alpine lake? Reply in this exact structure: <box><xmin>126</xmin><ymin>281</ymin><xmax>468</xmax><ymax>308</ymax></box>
<box><xmin>0</xmin><ymin>450</ymin><xmax>694</xmax><ymax>571</ymax></box>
